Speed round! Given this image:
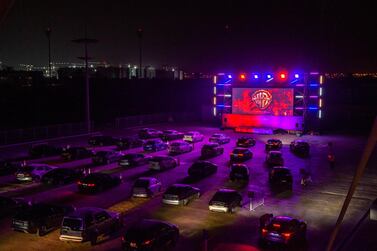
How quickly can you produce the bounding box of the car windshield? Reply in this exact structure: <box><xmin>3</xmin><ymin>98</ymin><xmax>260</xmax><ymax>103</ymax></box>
<box><xmin>62</xmin><ymin>218</ymin><xmax>83</xmax><ymax>231</ymax></box>
<box><xmin>134</xmin><ymin>179</ymin><xmax>150</xmax><ymax>187</ymax></box>
<box><xmin>165</xmin><ymin>185</ymin><xmax>188</xmax><ymax>194</ymax></box>
<box><xmin>267</xmin><ymin>219</ymin><xmax>292</xmax><ymax>232</ymax></box>
<box><xmin>212</xmin><ymin>191</ymin><xmax>236</xmax><ymax>202</ymax></box>
<box><xmin>273</xmin><ymin>169</ymin><xmax>291</xmax><ymax>176</ymax></box>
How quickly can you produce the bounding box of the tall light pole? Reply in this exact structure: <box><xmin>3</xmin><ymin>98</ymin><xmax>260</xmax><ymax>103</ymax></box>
<box><xmin>72</xmin><ymin>32</ymin><xmax>98</xmax><ymax>133</ymax></box>
<box><xmin>45</xmin><ymin>27</ymin><xmax>52</xmax><ymax>78</ymax></box>
<box><xmin>137</xmin><ymin>28</ymin><xmax>143</xmax><ymax>78</ymax></box>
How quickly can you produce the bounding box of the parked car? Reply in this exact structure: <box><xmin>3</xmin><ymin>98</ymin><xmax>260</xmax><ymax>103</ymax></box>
<box><xmin>200</xmin><ymin>143</ymin><xmax>224</xmax><ymax>159</ymax></box>
<box><xmin>15</xmin><ymin>163</ymin><xmax>58</xmax><ymax>182</ymax></box>
<box><xmin>230</xmin><ymin>148</ymin><xmax>253</xmax><ymax>162</ymax></box>
<box><xmin>168</xmin><ymin>141</ymin><xmax>193</xmax><ymax>155</ymax></box>
<box><xmin>92</xmin><ymin>150</ymin><xmax>124</xmax><ymax>165</ymax></box>
<box><xmin>148</xmin><ymin>156</ymin><xmax>178</xmax><ymax>171</ymax></box>
<box><xmin>163</xmin><ymin>184</ymin><xmax>200</xmax><ymax>206</ymax></box>
<box><xmin>29</xmin><ymin>143</ymin><xmax>63</xmax><ymax>158</ymax></box>
<box><xmin>265</xmin><ymin>151</ymin><xmax>284</xmax><ymax>167</ymax></box>
<box><xmin>60</xmin><ymin>207</ymin><xmax>122</xmax><ymax>245</ymax></box>
<box><xmin>41</xmin><ymin>168</ymin><xmax>84</xmax><ymax>185</ymax></box>
<box><xmin>143</xmin><ymin>139</ymin><xmax>168</xmax><ymax>152</ymax></box>
<box><xmin>269</xmin><ymin>167</ymin><xmax>293</xmax><ymax>189</ymax></box>
<box><xmin>260</xmin><ymin>214</ymin><xmax>307</xmax><ymax>246</ymax></box>
<box><xmin>88</xmin><ymin>135</ymin><xmax>116</xmax><ymax>146</ymax></box>
<box><xmin>183</xmin><ymin>131</ymin><xmax>204</xmax><ymax>143</ymax></box>
<box><xmin>188</xmin><ymin>161</ymin><xmax>217</xmax><ymax>178</ymax></box>
<box><xmin>61</xmin><ymin>147</ymin><xmax>93</xmax><ymax>161</ymax></box>
<box><xmin>265</xmin><ymin>139</ymin><xmax>283</xmax><ymax>151</ymax></box>
<box><xmin>160</xmin><ymin>129</ymin><xmax>184</xmax><ymax>141</ymax></box>
<box><xmin>229</xmin><ymin>164</ymin><xmax>249</xmax><ymax>182</ymax></box>
<box><xmin>290</xmin><ymin>140</ymin><xmax>310</xmax><ymax>156</ymax></box>
<box><xmin>0</xmin><ymin>196</ymin><xmax>27</xmax><ymax>218</ymax></box>
<box><xmin>77</xmin><ymin>173</ymin><xmax>121</xmax><ymax>193</ymax></box>
<box><xmin>132</xmin><ymin>177</ymin><xmax>162</xmax><ymax>198</ymax></box>
<box><xmin>0</xmin><ymin>159</ymin><xmax>19</xmax><ymax>176</ymax></box>
<box><xmin>209</xmin><ymin>189</ymin><xmax>242</xmax><ymax>213</ymax></box>
<box><xmin>236</xmin><ymin>136</ymin><xmax>256</xmax><ymax>147</ymax></box>
<box><xmin>209</xmin><ymin>133</ymin><xmax>230</xmax><ymax>145</ymax></box>
<box><xmin>121</xmin><ymin>219</ymin><xmax>179</xmax><ymax>251</ymax></box>
<box><xmin>12</xmin><ymin>203</ymin><xmax>75</xmax><ymax>236</ymax></box>
<box><xmin>115</xmin><ymin>137</ymin><xmax>144</xmax><ymax>150</ymax></box>
<box><xmin>138</xmin><ymin>128</ymin><xmax>163</xmax><ymax>139</ymax></box>
<box><xmin>119</xmin><ymin>153</ymin><xmax>151</xmax><ymax>168</ymax></box>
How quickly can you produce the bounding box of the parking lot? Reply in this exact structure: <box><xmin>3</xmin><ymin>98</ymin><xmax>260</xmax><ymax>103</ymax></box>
<box><xmin>0</xmin><ymin>123</ymin><xmax>376</xmax><ymax>251</ymax></box>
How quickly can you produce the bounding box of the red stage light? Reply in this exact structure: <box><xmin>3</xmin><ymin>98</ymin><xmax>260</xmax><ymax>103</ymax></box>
<box><xmin>239</xmin><ymin>74</ymin><xmax>246</xmax><ymax>80</ymax></box>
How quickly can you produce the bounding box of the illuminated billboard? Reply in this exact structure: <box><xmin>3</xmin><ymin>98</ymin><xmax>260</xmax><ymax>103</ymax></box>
<box><xmin>232</xmin><ymin>88</ymin><xmax>294</xmax><ymax>116</ymax></box>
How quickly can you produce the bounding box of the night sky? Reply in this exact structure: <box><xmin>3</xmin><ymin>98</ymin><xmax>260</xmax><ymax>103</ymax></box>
<box><xmin>0</xmin><ymin>0</ymin><xmax>376</xmax><ymax>72</ymax></box>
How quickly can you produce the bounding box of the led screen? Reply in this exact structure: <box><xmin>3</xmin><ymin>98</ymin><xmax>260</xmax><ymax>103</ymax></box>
<box><xmin>232</xmin><ymin>88</ymin><xmax>294</xmax><ymax>116</ymax></box>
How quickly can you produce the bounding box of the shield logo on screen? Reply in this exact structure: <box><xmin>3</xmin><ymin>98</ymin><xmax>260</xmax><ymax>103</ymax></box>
<box><xmin>251</xmin><ymin>90</ymin><xmax>272</xmax><ymax>110</ymax></box>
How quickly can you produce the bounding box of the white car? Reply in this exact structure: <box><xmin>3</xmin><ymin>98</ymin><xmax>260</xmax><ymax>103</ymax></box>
<box><xmin>183</xmin><ymin>131</ymin><xmax>204</xmax><ymax>143</ymax></box>
<box><xmin>15</xmin><ymin>163</ymin><xmax>58</xmax><ymax>182</ymax></box>
<box><xmin>209</xmin><ymin>133</ymin><xmax>230</xmax><ymax>145</ymax></box>
<box><xmin>168</xmin><ymin>141</ymin><xmax>193</xmax><ymax>155</ymax></box>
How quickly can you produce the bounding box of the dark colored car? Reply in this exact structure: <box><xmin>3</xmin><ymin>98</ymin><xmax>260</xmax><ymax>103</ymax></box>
<box><xmin>12</xmin><ymin>203</ymin><xmax>75</xmax><ymax>236</ymax></box>
<box><xmin>265</xmin><ymin>151</ymin><xmax>284</xmax><ymax>167</ymax></box>
<box><xmin>0</xmin><ymin>159</ymin><xmax>19</xmax><ymax>176</ymax></box>
<box><xmin>168</xmin><ymin>141</ymin><xmax>193</xmax><ymax>155</ymax></box>
<box><xmin>92</xmin><ymin>150</ymin><xmax>124</xmax><ymax>165</ymax></box>
<box><xmin>236</xmin><ymin>136</ymin><xmax>256</xmax><ymax>147</ymax></box>
<box><xmin>188</xmin><ymin>161</ymin><xmax>217</xmax><ymax>178</ymax></box>
<box><xmin>77</xmin><ymin>173</ymin><xmax>121</xmax><ymax>193</ymax></box>
<box><xmin>60</xmin><ymin>207</ymin><xmax>122</xmax><ymax>245</ymax></box>
<box><xmin>122</xmin><ymin>219</ymin><xmax>179</xmax><ymax>251</ymax></box>
<box><xmin>119</xmin><ymin>153</ymin><xmax>151</xmax><ymax>168</ymax></box>
<box><xmin>138</xmin><ymin>128</ymin><xmax>163</xmax><ymax>139</ymax></box>
<box><xmin>230</xmin><ymin>148</ymin><xmax>253</xmax><ymax>162</ymax></box>
<box><xmin>29</xmin><ymin>143</ymin><xmax>63</xmax><ymax>158</ymax></box>
<box><xmin>160</xmin><ymin>130</ymin><xmax>184</xmax><ymax>141</ymax></box>
<box><xmin>290</xmin><ymin>140</ymin><xmax>310</xmax><ymax>156</ymax></box>
<box><xmin>229</xmin><ymin>164</ymin><xmax>249</xmax><ymax>182</ymax></box>
<box><xmin>265</xmin><ymin>139</ymin><xmax>283</xmax><ymax>151</ymax></box>
<box><xmin>88</xmin><ymin>135</ymin><xmax>116</xmax><ymax>146</ymax></box>
<box><xmin>116</xmin><ymin>137</ymin><xmax>144</xmax><ymax>150</ymax></box>
<box><xmin>260</xmin><ymin>214</ymin><xmax>307</xmax><ymax>246</ymax></box>
<box><xmin>163</xmin><ymin>184</ymin><xmax>200</xmax><ymax>206</ymax></box>
<box><xmin>209</xmin><ymin>133</ymin><xmax>230</xmax><ymax>145</ymax></box>
<box><xmin>209</xmin><ymin>189</ymin><xmax>242</xmax><ymax>213</ymax></box>
<box><xmin>0</xmin><ymin>196</ymin><xmax>27</xmax><ymax>218</ymax></box>
<box><xmin>41</xmin><ymin>168</ymin><xmax>84</xmax><ymax>185</ymax></box>
<box><xmin>200</xmin><ymin>143</ymin><xmax>224</xmax><ymax>159</ymax></box>
<box><xmin>132</xmin><ymin>177</ymin><xmax>162</xmax><ymax>198</ymax></box>
<box><xmin>148</xmin><ymin>156</ymin><xmax>178</xmax><ymax>171</ymax></box>
<box><xmin>269</xmin><ymin>167</ymin><xmax>293</xmax><ymax>189</ymax></box>
<box><xmin>61</xmin><ymin>147</ymin><xmax>93</xmax><ymax>161</ymax></box>
<box><xmin>143</xmin><ymin>139</ymin><xmax>168</xmax><ymax>152</ymax></box>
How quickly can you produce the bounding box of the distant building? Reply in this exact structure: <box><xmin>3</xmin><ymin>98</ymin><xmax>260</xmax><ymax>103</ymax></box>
<box><xmin>0</xmin><ymin>69</ymin><xmax>44</xmax><ymax>87</ymax></box>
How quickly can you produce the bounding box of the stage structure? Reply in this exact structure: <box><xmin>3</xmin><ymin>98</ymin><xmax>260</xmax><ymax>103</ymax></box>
<box><xmin>213</xmin><ymin>71</ymin><xmax>324</xmax><ymax>134</ymax></box>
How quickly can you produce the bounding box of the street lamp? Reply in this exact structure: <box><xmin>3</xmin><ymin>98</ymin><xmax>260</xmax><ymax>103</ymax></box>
<box><xmin>45</xmin><ymin>27</ymin><xmax>52</xmax><ymax>78</ymax></box>
<box><xmin>137</xmin><ymin>28</ymin><xmax>143</xmax><ymax>78</ymax></box>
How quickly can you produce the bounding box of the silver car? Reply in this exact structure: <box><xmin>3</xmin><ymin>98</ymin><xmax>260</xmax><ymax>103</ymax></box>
<box><xmin>163</xmin><ymin>184</ymin><xmax>200</xmax><ymax>206</ymax></box>
<box><xmin>168</xmin><ymin>141</ymin><xmax>193</xmax><ymax>155</ymax></box>
<box><xmin>59</xmin><ymin>207</ymin><xmax>122</xmax><ymax>245</ymax></box>
<box><xmin>132</xmin><ymin>177</ymin><xmax>162</xmax><ymax>198</ymax></box>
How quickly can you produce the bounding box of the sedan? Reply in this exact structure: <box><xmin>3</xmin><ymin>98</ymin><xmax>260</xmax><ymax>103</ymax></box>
<box><xmin>119</xmin><ymin>153</ymin><xmax>151</xmax><ymax>168</ymax></box>
<box><xmin>188</xmin><ymin>161</ymin><xmax>217</xmax><ymax>179</ymax></box>
<box><xmin>290</xmin><ymin>140</ymin><xmax>310</xmax><ymax>157</ymax></box>
<box><xmin>168</xmin><ymin>141</ymin><xmax>193</xmax><ymax>155</ymax></box>
<box><xmin>183</xmin><ymin>131</ymin><xmax>204</xmax><ymax>143</ymax></box>
<box><xmin>88</xmin><ymin>135</ymin><xmax>116</xmax><ymax>146</ymax></box>
<box><xmin>61</xmin><ymin>147</ymin><xmax>93</xmax><ymax>161</ymax></box>
<box><xmin>41</xmin><ymin>168</ymin><xmax>84</xmax><ymax>185</ymax></box>
<box><xmin>209</xmin><ymin>133</ymin><xmax>230</xmax><ymax>145</ymax></box>
<box><xmin>163</xmin><ymin>184</ymin><xmax>200</xmax><ymax>206</ymax></box>
<box><xmin>260</xmin><ymin>214</ymin><xmax>307</xmax><ymax>246</ymax></box>
<box><xmin>160</xmin><ymin>129</ymin><xmax>184</xmax><ymax>141</ymax></box>
<box><xmin>230</xmin><ymin>148</ymin><xmax>253</xmax><ymax>162</ymax></box>
<box><xmin>138</xmin><ymin>128</ymin><xmax>163</xmax><ymax>139</ymax></box>
<box><xmin>265</xmin><ymin>139</ymin><xmax>283</xmax><ymax>151</ymax></box>
<box><xmin>229</xmin><ymin>164</ymin><xmax>249</xmax><ymax>182</ymax></box>
<box><xmin>92</xmin><ymin>150</ymin><xmax>124</xmax><ymax>165</ymax></box>
<box><xmin>77</xmin><ymin>173</ymin><xmax>121</xmax><ymax>193</ymax></box>
<box><xmin>200</xmin><ymin>143</ymin><xmax>224</xmax><ymax>159</ymax></box>
<box><xmin>265</xmin><ymin>151</ymin><xmax>284</xmax><ymax>167</ymax></box>
<box><xmin>209</xmin><ymin>189</ymin><xmax>242</xmax><ymax>213</ymax></box>
<box><xmin>143</xmin><ymin>139</ymin><xmax>168</xmax><ymax>152</ymax></box>
<box><xmin>148</xmin><ymin>156</ymin><xmax>178</xmax><ymax>171</ymax></box>
<box><xmin>269</xmin><ymin>167</ymin><xmax>293</xmax><ymax>189</ymax></box>
<box><xmin>236</xmin><ymin>136</ymin><xmax>256</xmax><ymax>147</ymax></box>
<box><xmin>132</xmin><ymin>177</ymin><xmax>162</xmax><ymax>198</ymax></box>
<box><xmin>15</xmin><ymin>164</ymin><xmax>58</xmax><ymax>182</ymax></box>
<box><xmin>115</xmin><ymin>137</ymin><xmax>144</xmax><ymax>150</ymax></box>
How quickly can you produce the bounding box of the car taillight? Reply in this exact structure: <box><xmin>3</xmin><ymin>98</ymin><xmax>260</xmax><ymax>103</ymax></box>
<box><xmin>121</xmin><ymin>236</ymin><xmax>125</xmax><ymax>242</ymax></box>
<box><xmin>143</xmin><ymin>239</ymin><xmax>152</xmax><ymax>245</ymax></box>
<box><xmin>261</xmin><ymin>228</ymin><xmax>268</xmax><ymax>236</ymax></box>
<box><xmin>87</xmin><ymin>183</ymin><xmax>96</xmax><ymax>187</ymax></box>
<box><xmin>281</xmin><ymin>232</ymin><xmax>292</xmax><ymax>239</ymax></box>
<box><xmin>77</xmin><ymin>181</ymin><xmax>82</xmax><ymax>185</ymax></box>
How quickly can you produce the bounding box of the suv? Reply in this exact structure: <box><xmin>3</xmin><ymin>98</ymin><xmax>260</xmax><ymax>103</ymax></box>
<box><xmin>138</xmin><ymin>128</ymin><xmax>163</xmax><ymax>139</ymax></box>
<box><xmin>260</xmin><ymin>214</ymin><xmax>307</xmax><ymax>246</ymax></box>
<box><xmin>148</xmin><ymin>156</ymin><xmax>178</xmax><ymax>171</ymax></box>
<box><xmin>201</xmin><ymin>143</ymin><xmax>224</xmax><ymax>159</ymax></box>
<box><xmin>92</xmin><ymin>150</ymin><xmax>124</xmax><ymax>165</ymax></box>
<box><xmin>132</xmin><ymin>177</ymin><xmax>162</xmax><ymax>198</ymax></box>
<box><xmin>188</xmin><ymin>161</ymin><xmax>217</xmax><ymax>179</ymax></box>
<box><xmin>265</xmin><ymin>139</ymin><xmax>283</xmax><ymax>151</ymax></box>
<box><xmin>168</xmin><ymin>141</ymin><xmax>193</xmax><ymax>155</ymax></box>
<box><xmin>143</xmin><ymin>139</ymin><xmax>168</xmax><ymax>152</ymax></box>
<box><xmin>236</xmin><ymin>136</ymin><xmax>256</xmax><ymax>147</ymax></box>
<box><xmin>209</xmin><ymin>133</ymin><xmax>230</xmax><ymax>145</ymax></box>
<box><xmin>269</xmin><ymin>167</ymin><xmax>293</xmax><ymax>189</ymax></box>
<box><xmin>290</xmin><ymin>140</ymin><xmax>310</xmax><ymax>156</ymax></box>
<box><xmin>230</xmin><ymin>148</ymin><xmax>253</xmax><ymax>162</ymax></box>
<box><xmin>183</xmin><ymin>131</ymin><xmax>204</xmax><ymax>143</ymax></box>
<box><xmin>163</xmin><ymin>184</ymin><xmax>200</xmax><ymax>206</ymax></box>
<box><xmin>15</xmin><ymin>163</ymin><xmax>58</xmax><ymax>182</ymax></box>
<box><xmin>60</xmin><ymin>207</ymin><xmax>122</xmax><ymax>245</ymax></box>
<box><xmin>209</xmin><ymin>189</ymin><xmax>242</xmax><ymax>213</ymax></box>
<box><xmin>88</xmin><ymin>135</ymin><xmax>116</xmax><ymax>146</ymax></box>
<box><xmin>12</xmin><ymin>203</ymin><xmax>75</xmax><ymax>236</ymax></box>
<box><xmin>119</xmin><ymin>153</ymin><xmax>151</xmax><ymax>168</ymax></box>
<box><xmin>265</xmin><ymin>151</ymin><xmax>284</xmax><ymax>167</ymax></box>
<box><xmin>122</xmin><ymin>219</ymin><xmax>179</xmax><ymax>251</ymax></box>
<box><xmin>61</xmin><ymin>147</ymin><xmax>93</xmax><ymax>161</ymax></box>
<box><xmin>229</xmin><ymin>164</ymin><xmax>249</xmax><ymax>182</ymax></box>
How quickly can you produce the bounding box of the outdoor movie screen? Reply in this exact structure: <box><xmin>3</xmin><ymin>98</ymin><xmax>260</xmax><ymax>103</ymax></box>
<box><xmin>232</xmin><ymin>88</ymin><xmax>294</xmax><ymax>116</ymax></box>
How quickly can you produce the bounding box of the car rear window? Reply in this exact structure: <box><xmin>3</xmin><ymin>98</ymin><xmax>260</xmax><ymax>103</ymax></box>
<box><xmin>166</xmin><ymin>186</ymin><xmax>188</xmax><ymax>194</ymax></box>
<box><xmin>212</xmin><ymin>191</ymin><xmax>236</xmax><ymax>202</ymax></box>
<box><xmin>231</xmin><ymin>166</ymin><xmax>248</xmax><ymax>174</ymax></box>
<box><xmin>63</xmin><ymin>218</ymin><xmax>83</xmax><ymax>231</ymax></box>
<box><xmin>150</xmin><ymin>156</ymin><xmax>166</xmax><ymax>162</ymax></box>
<box><xmin>272</xmin><ymin>169</ymin><xmax>291</xmax><ymax>176</ymax></box>
<box><xmin>233</xmin><ymin>149</ymin><xmax>247</xmax><ymax>154</ymax></box>
<box><xmin>270</xmin><ymin>152</ymin><xmax>282</xmax><ymax>158</ymax></box>
<box><xmin>134</xmin><ymin>179</ymin><xmax>150</xmax><ymax>187</ymax></box>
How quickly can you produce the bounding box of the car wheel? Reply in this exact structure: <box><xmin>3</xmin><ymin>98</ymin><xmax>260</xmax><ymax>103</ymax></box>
<box><xmin>196</xmin><ymin>192</ymin><xmax>200</xmax><ymax>198</ymax></box>
<box><xmin>37</xmin><ymin>225</ymin><xmax>47</xmax><ymax>236</ymax></box>
<box><xmin>230</xmin><ymin>207</ymin><xmax>235</xmax><ymax>214</ymax></box>
<box><xmin>182</xmin><ymin>199</ymin><xmax>189</xmax><ymax>206</ymax></box>
<box><xmin>90</xmin><ymin>233</ymin><xmax>98</xmax><ymax>246</ymax></box>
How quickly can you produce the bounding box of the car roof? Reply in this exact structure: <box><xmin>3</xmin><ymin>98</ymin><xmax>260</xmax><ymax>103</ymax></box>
<box><xmin>171</xmin><ymin>183</ymin><xmax>192</xmax><ymax>188</ymax></box>
<box><xmin>273</xmin><ymin>216</ymin><xmax>294</xmax><ymax>222</ymax></box>
<box><xmin>66</xmin><ymin>207</ymin><xmax>105</xmax><ymax>217</ymax></box>
<box><xmin>231</xmin><ymin>163</ymin><xmax>247</xmax><ymax>169</ymax></box>
<box><xmin>151</xmin><ymin>155</ymin><xmax>171</xmax><ymax>160</ymax></box>
<box><xmin>269</xmin><ymin>150</ymin><xmax>282</xmax><ymax>154</ymax></box>
<box><xmin>137</xmin><ymin>177</ymin><xmax>155</xmax><ymax>181</ymax></box>
<box><xmin>28</xmin><ymin>163</ymin><xmax>57</xmax><ymax>168</ymax></box>
<box><xmin>217</xmin><ymin>188</ymin><xmax>237</xmax><ymax>193</ymax></box>
<box><xmin>268</xmin><ymin>139</ymin><xmax>281</xmax><ymax>141</ymax></box>
<box><xmin>233</xmin><ymin>147</ymin><xmax>249</xmax><ymax>151</ymax></box>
